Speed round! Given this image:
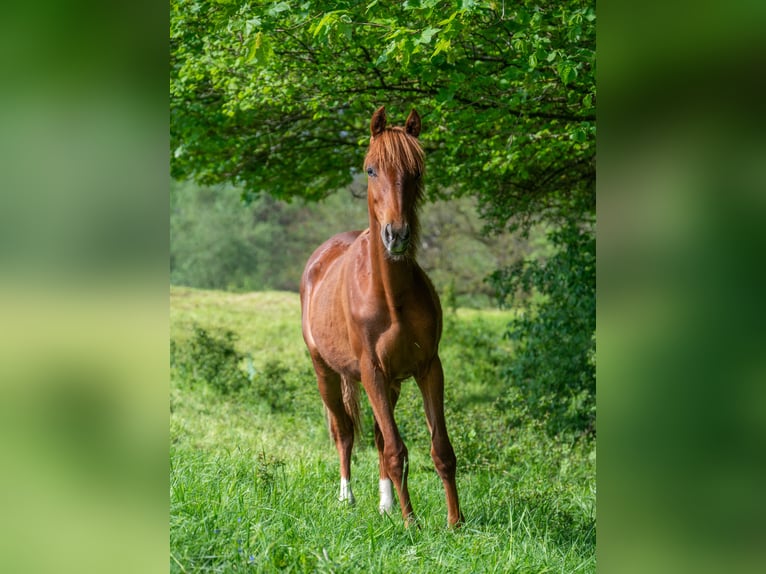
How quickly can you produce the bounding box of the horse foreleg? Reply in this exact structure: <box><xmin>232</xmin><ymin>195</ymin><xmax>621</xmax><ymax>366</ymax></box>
<box><xmin>373</xmin><ymin>385</ymin><xmax>401</xmax><ymax>514</ymax></box>
<box><xmin>373</xmin><ymin>419</ymin><xmax>393</xmax><ymax>514</ymax></box>
<box><xmin>362</xmin><ymin>360</ymin><xmax>414</xmax><ymax>525</ymax></box>
<box><xmin>416</xmin><ymin>355</ymin><xmax>463</xmax><ymax>527</ymax></box>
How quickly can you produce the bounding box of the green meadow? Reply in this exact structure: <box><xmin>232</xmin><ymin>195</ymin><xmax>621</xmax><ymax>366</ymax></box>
<box><xmin>170</xmin><ymin>286</ymin><xmax>595</xmax><ymax>573</ymax></box>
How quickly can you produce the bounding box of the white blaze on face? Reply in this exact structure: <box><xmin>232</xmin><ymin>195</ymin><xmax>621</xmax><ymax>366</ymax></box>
<box><xmin>379</xmin><ymin>478</ymin><xmax>394</xmax><ymax>513</ymax></box>
<box><xmin>339</xmin><ymin>478</ymin><xmax>355</xmax><ymax>504</ymax></box>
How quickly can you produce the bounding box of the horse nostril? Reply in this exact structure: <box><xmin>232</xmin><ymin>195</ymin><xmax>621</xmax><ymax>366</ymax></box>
<box><xmin>384</xmin><ymin>223</ymin><xmax>393</xmax><ymax>243</ymax></box>
<box><xmin>382</xmin><ymin>223</ymin><xmax>411</xmax><ymax>251</ymax></box>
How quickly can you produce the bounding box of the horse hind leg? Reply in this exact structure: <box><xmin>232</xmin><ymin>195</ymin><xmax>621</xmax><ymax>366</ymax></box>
<box><xmin>337</xmin><ymin>375</ymin><xmax>361</xmax><ymax>504</ymax></box>
<box><xmin>313</xmin><ymin>359</ymin><xmax>358</xmax><ymax>504</ymax></box>
<box><xmin>416</xmin><ymin>356</ymin><xmax>463</xmax><ymax>527</ymax></box>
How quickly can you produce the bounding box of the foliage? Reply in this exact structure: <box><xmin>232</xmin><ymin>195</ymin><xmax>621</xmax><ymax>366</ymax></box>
<box><xmin>490</xmin><ymin>220</ymin><xmax>596</xmax><ymax>436</ymax></box>
<box><xmin>170</xmin><ymin>287</ymin><xmax>595</xmax><ymax>572</ymax></box>
<box><xmin>171</xmin><ymin>323</ymin><xmax>320</xmax><ymax>412</ymax></box>
<box><xmin>171</xmin><ymin>325</ymin><xmax>250</xmax><ymax>394</ymax></box>
<box><xmin>170</xmin><ymin>0</ymin><xmax>595</xmax><ymax>230</ymax></box>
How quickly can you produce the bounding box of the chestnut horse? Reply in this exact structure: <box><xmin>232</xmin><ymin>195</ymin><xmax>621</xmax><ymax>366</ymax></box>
<box><xmin>300</xmin><ymin>107</ymin><xmax>462</xmax><ymax>527</ymax></box>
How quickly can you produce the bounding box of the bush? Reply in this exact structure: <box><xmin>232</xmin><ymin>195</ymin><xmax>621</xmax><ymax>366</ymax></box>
<box><xmin>490</xmin><ymin>222</ymin><xmax>595</xmax><ymax>437</ymax></box>
<box><xmin>171</xmin><ymin>326</ymin><xmax>249</xmax><ymax>395</ymax></box>
<box><xmin>248</xmin><ymin>359</ymin><xmax>306</xmax><ymax>413</ymax></box>
<box><xmin>171</xmin><ymin>324</ymin><xmax>320</xmax><ymax>415</ymax></box>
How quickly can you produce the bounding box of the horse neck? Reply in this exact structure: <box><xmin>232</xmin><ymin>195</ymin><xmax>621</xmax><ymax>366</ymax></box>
<box><xmin>367</xmin><ymin>215</ymin><xmax>416</xmax><ymax>304</ymax></box>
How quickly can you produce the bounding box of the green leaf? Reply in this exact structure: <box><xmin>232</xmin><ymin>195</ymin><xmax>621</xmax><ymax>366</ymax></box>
<box><xmin>376</xmin><ymin>39</ymin><xmax>398</xmax><ymax>64</ymax></box>
<box><xmin>245</xmin><ymin>17</ymin><xmax>262</xmax><ymax>35</ymax></box>
<box><xmin>570</xmin><ymin>128</ymin><xmax>586</xmax><ymax>143</ymax></box>
<box><xmin>431</xmin><ymin>38</ymin><xmax>451</xmax><ymax>59</ymax></box>
<box><xmin>399</xmin><ymin>37</ymin><xmax>414</xmax><ymax>67</ymax></box>
<box><xmin>438</xmin><ymin>11</ymin><xmax>460</xmax><ymax>27</ymax></box>
<box><xmin>418</xmin><ymin>26</ymin><xmax>440</xmax><ymax>45</ymax></box>
<box><xmin>268</xmin><ymin>1</ymin><xmax>290</xmax><ymax>16</ymax></box>
<box><xmin>557</xmin><ymin>63</ymin><xmax>577</xmax><ymax>85</ymax></box>
<box><xmin>384</xmin><ymin>28</ymin><xmax>406</xmax><ymax>41</ymax></box>
<box><xmin>248</xmin><ymin>31</ymin><xmax>273</xmax><ymax>65</ymax></box>
<box><xmin>312</xmin><ymin>11</ymin><xmax>339</xmax><ymax>37</ymax></box>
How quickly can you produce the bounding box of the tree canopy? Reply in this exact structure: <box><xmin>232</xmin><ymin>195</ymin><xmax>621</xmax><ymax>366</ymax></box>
<box><xmin>170</xmin><ymin>0</ymin><xmax>595</xmax><ymax>230</ymax></box>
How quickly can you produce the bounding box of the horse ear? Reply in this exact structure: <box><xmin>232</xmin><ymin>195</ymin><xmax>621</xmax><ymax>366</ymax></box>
<box><xmin>405</xmin><ymin>109</ymin><xmax>421</xmax><ymax>138</ymax></box>
<box><xmin>370</xmin><ymin>106</ymin><xmax>387</xmax><ymax>137</ymax></box>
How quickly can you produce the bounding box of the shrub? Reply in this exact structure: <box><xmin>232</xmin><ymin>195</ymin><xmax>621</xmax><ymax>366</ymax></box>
<box><xmin>171</xmin><ymin>326</ymin><xmax>249</xmax><ymax>394</ymax></box>
<box><xmin>490</xmin><ymin>222</ymin><xmax>595</xmax><ymax>437</ymax></box>
<box><xmin>248</xmin><ymin>359</ymin><xmax>302</xmax><ymax>413</ymax></box>
<box><xmin>171</xmin><ymin>325</ymin><xmax>320</xmax><ymax>414</ymax></box>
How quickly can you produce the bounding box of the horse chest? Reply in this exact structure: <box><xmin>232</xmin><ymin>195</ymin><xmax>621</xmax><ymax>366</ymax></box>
<box><xmin>361</xmin><ymin>312</ymin><xmax>433</xmax><ymax>380</ymax></box>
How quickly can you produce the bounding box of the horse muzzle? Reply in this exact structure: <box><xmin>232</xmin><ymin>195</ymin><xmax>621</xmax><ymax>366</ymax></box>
<box><xmin>382</xmin><ymin>222</ymin><xmax>411</xmax><ymax>256</ymax></box>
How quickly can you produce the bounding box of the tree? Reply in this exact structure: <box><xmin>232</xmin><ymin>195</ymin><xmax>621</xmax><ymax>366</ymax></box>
<box><xmin>171</xmin><ymin>0</ymin><xmax>594</xmax><ymax>228</ymax></box>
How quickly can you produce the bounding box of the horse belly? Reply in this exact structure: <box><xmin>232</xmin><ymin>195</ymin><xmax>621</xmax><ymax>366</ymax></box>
<box><xmin>306</xmin><ymin>276</ymin><xmax>361</xmax><ymax>380</ymax></box>
<box><xmin>312</xmin><ymin>308</ymin><xmax>360</xmax><ymax>378</ymax></box>
<box><xmin>301</xmin><ymin>232</ymin><xmax>365</xmax><ymax>377</ymax></box>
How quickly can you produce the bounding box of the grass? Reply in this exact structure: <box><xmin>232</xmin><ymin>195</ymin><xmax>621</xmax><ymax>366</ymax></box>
<box><xmin>170</xmin><ymin>286</ymin><xmax>595</xmax><ymax>572</ymax></box>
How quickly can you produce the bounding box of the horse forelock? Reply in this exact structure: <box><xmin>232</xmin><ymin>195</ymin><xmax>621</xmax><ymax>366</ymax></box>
<box><xmin>365</xmin><ymin>128</ymin><xmax>425</xmax><ymax>191</ymax></box>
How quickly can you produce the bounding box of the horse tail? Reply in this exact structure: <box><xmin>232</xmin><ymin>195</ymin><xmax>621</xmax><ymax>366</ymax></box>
<box><xmin>341</xmin><ymin>375</ymin><xmax>362</xmax><ymax>440</ymax></box>
<box><xmin>323</xmin><ymin>376</ymin><xmax>362</xmax><ymax>442</ymax></box>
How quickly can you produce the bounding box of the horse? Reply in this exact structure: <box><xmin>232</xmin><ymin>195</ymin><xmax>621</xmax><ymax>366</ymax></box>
<box><xmin>300</xmin><ymin>106</ymin><xmax>463</xmax><ymax>527</ymax></box>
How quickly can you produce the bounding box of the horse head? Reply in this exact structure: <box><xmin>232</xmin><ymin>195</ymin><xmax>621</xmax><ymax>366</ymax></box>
<box><xmin>365</xmin><ymin>106</ymin><xmax>424</xmax><ymax>259</ymax></box>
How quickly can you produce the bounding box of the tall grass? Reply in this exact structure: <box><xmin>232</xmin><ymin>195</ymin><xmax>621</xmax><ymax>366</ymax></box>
<box><xmin>170</xmin><ymin>286</ymin><xmax>595</xmax><ymax>572</ymax></box>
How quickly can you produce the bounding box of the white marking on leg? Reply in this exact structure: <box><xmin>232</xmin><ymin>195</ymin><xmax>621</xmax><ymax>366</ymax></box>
<box><xmin>379</xmin><ymin>478</ymin><xmax>393</xmax><ymax>513</ymax></box>
<box><xmin>339</xmin><ymin>477</ymin><xmax>355</xmax><ymax>505</ymax></box>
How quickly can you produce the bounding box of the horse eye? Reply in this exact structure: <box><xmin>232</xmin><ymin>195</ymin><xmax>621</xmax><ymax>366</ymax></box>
<box><xmin>366</xmin><ymin>167</ymin><xmax>376</xmax><ymax>177</ymax></box>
